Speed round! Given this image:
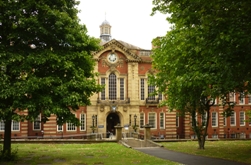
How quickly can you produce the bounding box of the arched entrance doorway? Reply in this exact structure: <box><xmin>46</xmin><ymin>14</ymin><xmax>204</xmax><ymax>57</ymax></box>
<box><xmin>106</xmin><ymin>112</ymin><xmax>120</xmax><ymax>135</ymax></box>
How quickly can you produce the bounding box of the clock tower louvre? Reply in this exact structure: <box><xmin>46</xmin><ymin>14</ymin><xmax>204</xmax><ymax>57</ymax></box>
<box><xmin>100</xmin><ymin>19</ymin><xmax>112</xmax><ymax>42</ymax></box>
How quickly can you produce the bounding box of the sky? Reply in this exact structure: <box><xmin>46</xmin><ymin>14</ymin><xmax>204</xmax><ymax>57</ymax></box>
<box><xmin>77</xmin><ymin>0</ymin><xmax>171</xmax><ymax>50</ymax></box>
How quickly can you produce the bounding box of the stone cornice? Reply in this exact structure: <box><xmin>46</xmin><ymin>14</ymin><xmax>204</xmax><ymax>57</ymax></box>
<box><xmin>93</xmin><ymin>39</ymin><xmax>142</xmax><ymax>62</ymax></box>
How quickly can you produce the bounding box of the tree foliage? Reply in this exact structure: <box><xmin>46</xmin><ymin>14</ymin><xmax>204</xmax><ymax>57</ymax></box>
<box><xmin>0</xmin><ymin>0</ymin><xmax>102</xmax><ymax>155</ymax></box>
<box><xmin>150</xmin><ymin>0</ymin><xmax>251</xmax><ymax>149</ymax></box>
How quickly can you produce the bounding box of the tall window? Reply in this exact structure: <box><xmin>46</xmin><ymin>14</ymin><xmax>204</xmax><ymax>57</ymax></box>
<box><xmin>101</xmin><ymin>78</ymin><xmax>106</xmax><ymax>100</ymax></box>
<box><xmin>140</xmin><ymin>113</ymin><xmax>144</xmax><ymax>128</ymax></box>
<box><xmin>159</xmin><ymin>113</ymin><xmax>165</xmax><ymax>129</ymax></box>
<box><xmin>240</xmin><ymin>111</ymin><xmax>245</xmax><ymax>126</ymax></box>
<box><xmin>80</xmin><ymin>114</ymin><xmax>86</xmax><ymax>131</ymax></box>
<box><xmin>148</xmin><ymin>85</ymin><xmax>155</xmax><ymax>100</ymax></box>
<box><xmin>33</xmin><ymin>115</ymin><xmax>41</xmax><ymax>130</ymax></box>
<box><xmin>230</xmin><ymin>112</ymin><xmax>236</xmax><ymax>126</ymax></box>
<box><xmin>0</xmin><ymin>120</ymin><xmax>4</xmax><ymax>131</ymax></box>
<box><xmin>229</xmin><ymin>92</ymin><xmax>235</xmax><ymax>102</ymax></box>
<box><xmin>12</xmin><ymin>121</ymin><xmax>20</xmax><ymax>131</ymax></box>
<box><xmin>109</xmin><ymin>73</ymin><xmax>116</xmax><ymax>100</ymax></box>
<box><xmin>120</xmin><ymin>78</ymin><xmax>124</xmax><ymax>100</ymax></box>
<box><xmin>211</xmin><ymin>112</ymin><xmax>218</xmax><ymax>127</ymax></box>
<box><xmin>158</xmin><ymin>93</ymin><xmax>163</xmax><ymax>100</ymax></box>
<box><xmin>140</xmin><ymin>79</ymin><xmax>145</xmax><ymax>100</ymax></box>
<box><xmin>176</xmin><ymin>113</ymin><xmax>179</xmax><ymax>127</ymax></box>
<box><xmin>148</xmin><ymin>113</ymin><xmax>156</xmax><ymax>129</ymax></box>
<box><xmin>239</xmin><ymin>92</ymin><xmax>245</xmax><ymax>104</ymax></box>
<box><xmin>201</xmin><ymin>113</ymin><xmax>207</xmax><ymax>126</ymax></box>
<box><xmin>248</xmin><ymin>94</ymin><xmax>251</xmax><ymax>104</ymax></box>
<box><xmin>223</xmin><ymin>117</ymin><xmax>226</xmax><ymax>126</ymax></box>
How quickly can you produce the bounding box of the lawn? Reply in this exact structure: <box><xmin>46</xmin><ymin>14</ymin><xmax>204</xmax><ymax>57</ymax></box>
<box><xmin>1</xmin><ymin>143</ymin><xmax>179</xmax><ymax>165</ymax></box>
<box><xmin>161</xmin><ymin>140</ymin><xmax>251</xmax><ymax>164</ymax></box>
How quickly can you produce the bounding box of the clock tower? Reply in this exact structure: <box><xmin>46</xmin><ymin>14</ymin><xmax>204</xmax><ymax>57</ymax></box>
<box><xmin>100</xmin><ymin>19</ymin><xmax>112</xmax><ymax>42</ymax></box>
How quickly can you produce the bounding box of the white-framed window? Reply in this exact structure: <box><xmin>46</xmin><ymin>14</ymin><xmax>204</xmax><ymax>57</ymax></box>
<box><xmin>67</xmin><ymin>122</ymin><xmax>76</xmax><ymax>131</ymax></box>
<box><xmin>201</xmin><ymin>112</ymin><xmax>207</xmax><ymax>126</ymax></box>
<box><xmin>223</xmin><ymin>117</ymin><xmax>227</xmax><ymax>126</ymax></box>
<box><xmin>159</xmin><ymin>113</ymin><xmax>165</xmax><ymax>129</ymax></box>
<box><xmin>100</xmin><ymin>78</ymin><xmax>106</xmax><ymax>100</ymax></box>
<box><xmin>248</xmin><ymin>94</ymin><xmax>251</xmax><ymax>104</ymax></box>
<box><xmin>119</xmin><ymin>78</ymin><xmax>124</xmax><ymax>100</ymax></box>
<box><xmin>57</xmin><ymin>125</ymin><xmax>63</xmax><ymax>131</ymax></box>
<box><xmin>0</xmin><ymin>120</ymin><xmax>20</xmax><ymax>131</ymax></box>
<box><xmin>176</xmin><ymin>113</ymin><xmax>179</xmax><ymax>127</ymax></box>
<box><xmin>148</xmin><ymin>113</ymin><xmax>156</xmax><ymax>129</ymax></box>
<box><xmin>239</xmin><ymin>92</ymin><xmax>245</xmax><ymax>104</ymax></box>
<box><xmin>230</xmin><ymin>111</ymin><xmax>236</xmax><ymax>126</ymax></box>
<box><xmin>12</xmin><ymin>120</ymin><xmax>20</xmax><ymax>131</ymax></box>
<box><xmin>240</xmin><ymin>111</ymin><xmax>245</xmax><ymax>126</ymax></box>
<box><xmin>80</xmin><ymin>113</ymin><xmax>86</xmax><ymax>131</ymax></box>
<box><xmin>229</xmin><ymin>92</ymin><xmax>235</xmax><ymax>102</ymax></box>
<box><xmin>140</xmin><ymin>79</ymin><xmax>145</xmax><ymax>100</ymax></box>
<box><xmin>140</xmin><ymin>113</ymin><xmax>145</xmax><ymax>128</ymax></box>
<box><xmin>148</xmin><ymin>85</ymin><xmax>155</xmax><ymax>100</ymax></box>
<box><xmin>109</xmin><ymin>73</ymin><xmax>117</xmax><ymax>100</ymax></box>
<box><xmin>33</xmin><ymin>115</ymin><xmax>41</xmax><ymax>130</ymax></box>
<box><xmin>211</xmin><ymin>112</ymin><xmax>218</xmax><ymax>127</ymax></box>
<box><xmin>0</xmin><ymin>120</ymin><xmax>4</xmax><ymax>131</ymax></box>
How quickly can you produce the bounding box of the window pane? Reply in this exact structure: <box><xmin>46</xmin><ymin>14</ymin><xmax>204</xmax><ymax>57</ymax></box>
<box><xmin>120</xmin><ymin>78</ymin><xmax>124</xmax><ymax>100</ymax></box>
<box><xmin>67</xmin><ymin>123</ymin><xmax>76</xmax><ymax>131</ymax></box>
<box><xmin>140</xmin><ymin>113</ymin><xmax>144</xmax><ymax>128</ymax></box>
<box><xmin>101</xmin><ymin>78</ymin><xmax>106</xmax><ymax>100</ymax></box>
<box><xmin>230</xmin><ymin>112</ymin><xmax>236</xmax><ymax>126</ymax></box>
<box><xmin>57</xmin><ymin>125</ymin><xmax>63</xmax><ymax>131</ymax></box>
<box><xmin>33</xmin><ymin>115</ymin><xmax>41</xmax><ymax>130</ymax></box>
<box><xmin>240</xmin><ymin>111</ymin><xmax>245</xmax><ymax>126</ymax></box>
<box><xmin>148</xmin><ymin>85</ymin><xmax>155</xmax><ymax>100</ymax></box>
<box><xmin>140</xmin><ymin>79</ymin><xmax>145</xmax><ymax>100</ymax></box>
<box><xmin>109</xmin><ymin>73</ymin><xmax>116</xmax><ymax>100</ymax></box>
<box><xmin>149</xmin><ymin>113</ymin><xmax>156</xmax><ymax>128</ymax></box>
<box><xmin>80</xmin><ymin>114</ymin><xmax>86</xmax><ymax>131</ymax></box>
<box><xmin>160</xmin><ymin>113</ymin><xmax>164</xmax><ymax>129</ymax></box>
<box><xmin>0</xmin><ymin>121</ymin><xmax>5</xmax><ymax>131</ymax></box>
<box><xmin>212</xmin><ymin>112</ymin><xmax>217</xmax><ymax>127</ymax></box>
<box><xmin>12</xmin><ymin>121</ymin><xmax>20</xmax><ymax>131</ymax></box>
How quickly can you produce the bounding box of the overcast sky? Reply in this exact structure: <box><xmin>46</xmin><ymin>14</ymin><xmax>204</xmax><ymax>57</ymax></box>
<box><xmin>77</xmin><ymin>0</ymin><xmax>171</xmax><ymax>50</ymax></box>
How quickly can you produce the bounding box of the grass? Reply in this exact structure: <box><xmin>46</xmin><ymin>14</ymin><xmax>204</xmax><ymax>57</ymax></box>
<box><xmin>161</xmin><ymin>140</ymin><xmax>251</xmax><ymax>164</ymax></box>
<box><xmin>1</xmin><ymin>143</ymin><xmax>179</xmax><ymax>165</ymax></box>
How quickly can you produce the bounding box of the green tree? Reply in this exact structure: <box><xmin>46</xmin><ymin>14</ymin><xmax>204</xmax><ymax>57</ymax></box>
<box><xmin>0</xmin><ymin>0</ymin><xmax>102</xmax><ymax>156</ymax></box>
<box><xmin>150</xmin><ymin>0</ymin><xmax>251</xmax><ymax>149</ymax></box>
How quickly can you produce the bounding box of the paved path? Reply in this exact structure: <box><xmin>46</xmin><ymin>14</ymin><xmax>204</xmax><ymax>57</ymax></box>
<box><xmin>135</xmin><ymin>147</ymin><xmax>249</xmax><ymax>165</ymax></box>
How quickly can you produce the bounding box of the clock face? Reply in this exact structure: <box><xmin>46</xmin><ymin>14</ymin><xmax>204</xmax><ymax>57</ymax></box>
<box><xmin>108</xmin><ymin>53</ymin><xmax>117</xmax><ymax>62</ymax></box>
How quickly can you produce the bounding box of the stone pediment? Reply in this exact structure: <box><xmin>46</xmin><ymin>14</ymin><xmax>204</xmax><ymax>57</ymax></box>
<box><xmin>93</xmin><ymin>39</ymin><xmax>142</xmax><ymax>62</ymax></box>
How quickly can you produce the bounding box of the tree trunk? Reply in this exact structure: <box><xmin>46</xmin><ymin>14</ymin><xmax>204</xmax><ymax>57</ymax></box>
<box><xmin>197</xmin><ymin>135</ymin><xmax>206</xmax><ymax>149</ymax></box>
<box><xmin>3</xmin><ymin>119</ymin><xmax>12</xmax><ymax>155</ymax></box>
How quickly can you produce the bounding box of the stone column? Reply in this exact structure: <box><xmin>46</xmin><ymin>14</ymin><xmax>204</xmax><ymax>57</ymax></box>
<box><xmin>144</xmin><ymin>124</ymin><xmax>151</xmax><ymax>140</ymax></box>
<box><xmin>115</xmin><ymin>124</ymin><xmax>123</xmax><ymax>141</ymax></box>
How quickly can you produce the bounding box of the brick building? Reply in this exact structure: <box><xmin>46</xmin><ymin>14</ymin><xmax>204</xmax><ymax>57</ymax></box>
<box><xmin>0</xmin><ymin>20</ymin><xmax>250</xmax><ymax>139</ymax></box>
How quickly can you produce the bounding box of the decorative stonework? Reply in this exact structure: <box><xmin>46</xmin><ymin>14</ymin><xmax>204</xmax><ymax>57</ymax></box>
<box><xmin>100</xmin><ymin>106</ymin><xmax>104</xmax><ymax>112</ymax></box>
<box><xmin>101</xmin><ymin>55</ymin><xmax>125</xmax><ymax>68</ymax></box>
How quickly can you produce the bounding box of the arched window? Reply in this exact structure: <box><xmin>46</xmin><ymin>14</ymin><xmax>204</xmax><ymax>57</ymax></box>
<box><xmin>109</xmin><ymin>73</ymin><xmax>117</xmax><ymax>100</ymax></box>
